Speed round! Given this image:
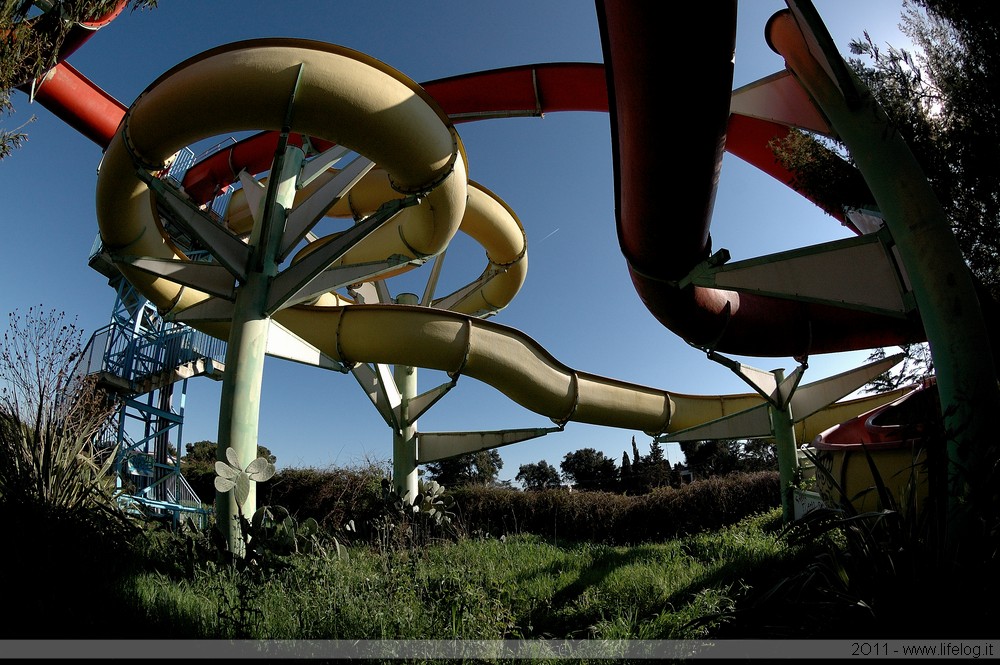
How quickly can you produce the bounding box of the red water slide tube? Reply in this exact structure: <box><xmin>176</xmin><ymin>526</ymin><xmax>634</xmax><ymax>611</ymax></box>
<box><xmin>594</xmin><ymin>0</ymin><xmax>924</xmax><ymax>357</ymax></box>
<box><xmin>13</xmin><ymin>0</ymin><xmax>129</xmax><ymax>145</ymax></box>
<box><xmin>29</xmin><ymin>60</ymin><xmax>126</xmax><ymax>146</ymax></box>
<box><xmin>178</xmin><ymin>62</ymin><xmax>610</xmax><ymax>205</ymax></box>
<box><xmin>27</xmin><ymin>2</ymin><xmax>928</xmax><ymax>358</ymax></box>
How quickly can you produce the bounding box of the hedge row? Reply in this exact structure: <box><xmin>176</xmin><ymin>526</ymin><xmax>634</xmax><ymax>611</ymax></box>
<box><xmin>450</xmin><ymin>471</ymin><xmax>781</xmax><ymax>545</ymax></box>
<box><xmin>185</xmin><ymin>464</ymin><xmax>385</xmax><ymax>533</ymax></box>
<box><xmin>184</xmin><ymin>466</ymin><xmax>780</xmax><ymax>545</ymax></box>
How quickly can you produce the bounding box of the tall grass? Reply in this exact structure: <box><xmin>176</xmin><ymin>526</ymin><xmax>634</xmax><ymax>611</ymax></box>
<box><xmin>0</xmin><ymin>309</ymin><xmax>140</xmax><ymax>638</ymax></box>
<box><xmin>0</xmin><ymin>308</ymin><xmax>122</xmax><ymax>513</ymax></box>
<box><xmin>703</xmin><ymin>439</ymin><xmax>1000</xmax><ymax>638</ymax></box>
<box><xmin>109</xmin><ymin>507</ymin><xmax>800</xmax><ymax>641</ymax></box>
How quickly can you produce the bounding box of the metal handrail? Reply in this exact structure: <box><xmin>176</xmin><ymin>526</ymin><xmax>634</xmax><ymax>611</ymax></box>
<box><xmin>79</xmin><ymin>320</ymin><xmax>226</xmax><ymax>391</ymax></box>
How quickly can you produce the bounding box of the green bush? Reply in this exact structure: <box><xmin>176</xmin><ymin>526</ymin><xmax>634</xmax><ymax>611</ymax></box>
<box><xmin>188</xmin><ymin>465</ymin><xmax>779</xmax><ymax>547</ymax></box>
<box><xmin>257</xmin><ymin>464</ymin><xmax>384</xmax><ymax>539</ymax></box>
<box><xmin>451</xmin><ymin>471</ymin><xmax>780</xmax><ymax>545</ymax></box>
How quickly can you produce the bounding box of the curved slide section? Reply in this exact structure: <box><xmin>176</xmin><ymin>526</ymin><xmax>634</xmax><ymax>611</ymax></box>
<box><xmin>275</xmin><ymin>303</ymin><xmax>785</xmax><ymax>436</ymax></box>
<box><xmin>95</xmin><ymin>37</ymin><xmax>785</xmax><ymax>440</ymax></box>
<box><xmin>176</xmin><ymin>62</ymin><xmax>608</xmax><ymax>205</ymax></box>
<box><xmin>26</xmin><ymin>3</ymin><xmax>928</xmax><ymax>359</ymax></box>
<box><xmin>595</xmin><ymin>0</ymin><xmax>926</xmax><ymax>357</ymax></box>
<box><xmin>97</xmin><ymin>39</ymin><xmax>467</xmax><ymax>318</ymax></box>
<box><xmin>166</xmin><ymin>46</ymin><xmax>925</xmax><ymax>356</ymax></box>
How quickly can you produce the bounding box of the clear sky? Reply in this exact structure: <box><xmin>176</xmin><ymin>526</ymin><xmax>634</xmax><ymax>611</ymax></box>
<box><xmin>0</xmin><ymin>1</ymin><xmax>914</xmax><ymax>484</ymax></box>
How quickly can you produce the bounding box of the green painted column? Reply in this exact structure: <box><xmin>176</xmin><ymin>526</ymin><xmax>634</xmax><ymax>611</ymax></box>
<box><xmin>216</xmin><ymin>145</ymin><xmax>304</xmax><ymax>552</ymax></box>
<box><xmin>770</xmin><ymin>10</ymin><xmax>1000</xmax><ymax>547</ymax></box>
<box><xmin>393</xmin><ymin>292</ymin><xmax>420</xmax><ymax>503</ymax></box>
<box><xmin>771</xmin><ymin>368</ymin><xmax>798</xmax><ymax>523</ymax></box>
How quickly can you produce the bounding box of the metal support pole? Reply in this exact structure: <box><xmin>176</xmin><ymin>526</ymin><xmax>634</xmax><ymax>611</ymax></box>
<box><xmin>393</xmin><ymin>292</ymin><xmax>420</xmax><ymax>503</ymax></box>
<box><xmin>153</xmin><ymin>385</ymin><xmax>172</xmax><ymax>504</ymax></box>
<box><xmin>215</xmin><ymin>145</ymin><xmax>304</xmax><ymax>552</ymax></box>
<box><xmin>771</xmin><ymin>368</ymin><xmax>798</xmax><ymax>523</ymax></box>
<box><xmin>770</xmin><ymin>7</ymin><xmax>1000</xmax><ymax>551</ymax></box>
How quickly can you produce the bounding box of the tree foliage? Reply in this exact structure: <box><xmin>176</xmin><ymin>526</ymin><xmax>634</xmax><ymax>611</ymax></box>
<box><xmin>738</xmin><ymin>439</ymin><xmax>779</xmax><ymax>473</ymax></box>
<box><xmin>559</xmin><ymin>447</ymin><xmax>618</xmax><ymax>491</ymax></box>
<box><xmin>423</xmin><ymin>450</ymin><xmax>503</xmax><ymax>488</ymax></box>
<box><xmin>679</xmin><ymin>438</ymin><xmax>777</xmax><ymax>479</ymax></box>
<box><xmin>850</xmin><ymin>0</ymin><xmax>1000</xmax><ymax>298</ymax></box>
<box><xmin>1</xmin><ymin>0</ymin><xmax>157</xmax><ymax>159</ymax></box>
<box><xmin>680</xmin><ymin>440</ymin><xmax>740</xmax><ymax>479</ymax></box>
<box><xmin>771</xmin><ymin>1</ymin><xmax>1000</xmax><ymax>386</ymax></box>
<box><xmin>515</xmin><ymin>460</ymin><xmax>562</xmax><ymax>491</ymax></box>
<box><xmin>862</xmin><ymin>343</ymin><xmax>935</xmax><ymax>393</ymax></box>
<box><xmin>621</xmin><ymin>436</ymin><xmax>678</xmax><ymax>493</ymax></box>
<box><xmin>776</xmin><ymin>0</ymin><xmax>1000</xmax><ymax>294</ymax></box>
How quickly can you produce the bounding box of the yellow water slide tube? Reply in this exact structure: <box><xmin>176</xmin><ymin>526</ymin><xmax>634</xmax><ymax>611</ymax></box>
<box><xmin>97</xmin><ymin>39</ymin><xmax>467</xmax><ymax>311</ymax></box>
<box><xmin>94</xmin><ymin>38</ymin><xmax>868</xmax><ymax>440</ymax></box>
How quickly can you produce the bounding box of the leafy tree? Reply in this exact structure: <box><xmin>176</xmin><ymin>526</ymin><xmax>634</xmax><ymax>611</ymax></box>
<box><xmin>1</xmin><ymin>0</ymin><xmax>158</xmax><ymax>159</ymax></box>
<box><xmin>678</xmin><ymin>438</ymin><xmax>779</xmax><ymax>478</ymax></box>
<box><xmin>776</xmin><ymin>0</ymin><xmax>1000</xmax><ymax>293</ymax></box>
<box><xmin>863</xmin><ymin>343</ymin><xmax>935</xmax><ymax>393</ymax></box>
<box><xmin>424</xmin><ymin>449</ymin><xmax>502</xmax><ymax>487</ymax></box>
<box><xmin>560</xmin><ymin>447</ymin><xmax>618</xmax><ymax>491</ymax></box>
<box><xmin>641</xmin><ymin>442</ymin><xmax>675</xmax><ymax>491</ymax></box>
<box><xmin>850</xmin><ymin>0</ymin><xmax>1000</xmax><ymax>298</ymax></box>
<box><xmin>181</xmin><ymin>440</ymin><xmax>275</xmax><ymax>476</ymax></box>
<box><xmin>647</xmin><ymin>439</ymin><xmax>665</xmax><ymax>464</ymax></box>
<box><xmin>738</xmin><ymin>439</ymin><xmax>779</xmax><ymax>473</ymax></box>
<box><xmin>515</xmin><ymin>460</ymin><xmax>562</xmax><ymax>491</ymax></box>
<box><xmin>679</xmin><ymin>439</ymin><xmax>742</xmax><ymax>479</ymax></box>
<box><xmin>620</xmin><ymin>436</ymin><xmax>677</xmax><ymax>493</ymax></box>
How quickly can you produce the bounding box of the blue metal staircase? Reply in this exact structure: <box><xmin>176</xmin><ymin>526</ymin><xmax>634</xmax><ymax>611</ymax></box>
<box><xmin>81</xmin><ymin>264</ymin><xmax>226</xmax><ymax>527</ymax></box>
<box><xmin>79</xmin><ymin>143</ymin><xmax>240</xmax><ymax>527</ymax></box>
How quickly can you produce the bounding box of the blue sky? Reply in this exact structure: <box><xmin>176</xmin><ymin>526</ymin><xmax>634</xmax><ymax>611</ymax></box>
<box><xmin>0</xmin><ymin>1</ymin><xmax>913</xmax><ymax>483</ymax></box>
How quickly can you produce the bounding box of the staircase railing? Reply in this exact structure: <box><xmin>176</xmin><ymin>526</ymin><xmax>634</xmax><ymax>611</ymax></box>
<box><xmin>79</xmin><ymin>320</ymin><xmax>226</xmax><ymax>393</ymax></box>
<box><xmin>116</xmin><ymin>426</ymin><xmax>211</xmax><ymax>528</ymax></box>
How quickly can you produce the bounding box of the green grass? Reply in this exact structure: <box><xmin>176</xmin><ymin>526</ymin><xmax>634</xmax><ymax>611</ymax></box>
<box><xmin>7</xmin><ymin>493</ymin><xmax>994</xmax><ymax>648</ymax></box>
<box><xmin>108</xmin><ymin>507</ymin><xmax>802</xmax><ymax>641</ymax></box>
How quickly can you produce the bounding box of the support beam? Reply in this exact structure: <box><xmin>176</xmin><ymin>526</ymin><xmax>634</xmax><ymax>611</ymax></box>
<box><xmin>772</xmin><ymin>4</ymin><xmax>1000</xmax><ymax>549</ymax></box>
<box><xmin>771</xmin><ymin>368</ymin><xmax>798</xmax><ymax>523</ymax></box>
<box><xmin>279</xmin><ymin>155</ymin><xmax>375</xmax><ymax>260</ymax></box>
<box><xmin>681</xmin><ymin>228</ymin><xmax>914</xmax><ymax>317</ymax></box>
<box><xmin>112</xmin><ymin>256</ymin><xmax>237</xmax><ymax>301</ymax></box>
<box><xmin>351</xmin><ymin>362</ymin><xmax>401</xmax><ymax>430</ymax></box>
<box><xmin>265</xmin><ymin>196</ymin><xmax>419</xmax><ymax>313</ymax></box>
<box><xmin>417</xmin><ymin>427</ymin><xmax>562</xmax><ymax>463</ymax></box>
<box><xmin>142</xmin><ymin>175</ymin><xmax>250</xmax><ymax>280</ymax></box>
<box><xmin>215</xmin><ymin>137</ymin><xmax>305</xmax><ymax>553</ymax></box>
<box><xmin>392</xmin><ymin>292</ymin><xmax>420</xmax><ymax>502</ymax></box>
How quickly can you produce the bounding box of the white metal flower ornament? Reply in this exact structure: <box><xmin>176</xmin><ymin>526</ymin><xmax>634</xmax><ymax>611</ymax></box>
<box><xmin>214</xmin><ymin>446</ymin><xmax>276</xmax><ymax>506</ymax></box>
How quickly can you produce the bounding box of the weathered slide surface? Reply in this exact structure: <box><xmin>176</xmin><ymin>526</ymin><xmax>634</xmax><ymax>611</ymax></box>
<box><xmin>595</xmin><ymin>0</ymin><xmax>925</xmax><ymax>357</ymax></box>
<box><xmin>93</xmin><ymin>38</ymin><xmax>849</xmax><ymax>440</ymax></box>
<box><xmin>33</xmin><ymin>3</ymin><xmax>926</xmax><ymax>359</ymax></box>
<box><xmin>15</xmin><ymin>6</ymin><xmax>915</xmax><ymax>444</ymax></box>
